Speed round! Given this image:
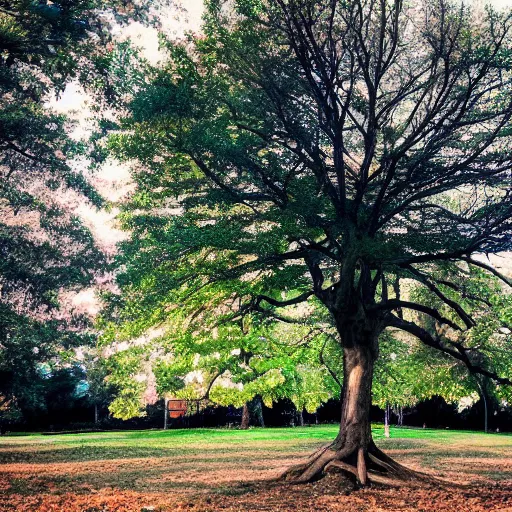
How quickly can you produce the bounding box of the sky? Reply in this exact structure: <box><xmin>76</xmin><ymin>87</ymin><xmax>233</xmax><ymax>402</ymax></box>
<box><xmin>51</xmin><ymin>0</ymin><xmax>205</xmax><ymax>254</ymax></box>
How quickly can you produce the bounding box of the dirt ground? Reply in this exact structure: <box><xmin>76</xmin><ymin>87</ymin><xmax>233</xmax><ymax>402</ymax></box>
<box><xmin>1</xmin><ymin>427</ymin><xmax>512</xmax><ymax>512</ymax></box>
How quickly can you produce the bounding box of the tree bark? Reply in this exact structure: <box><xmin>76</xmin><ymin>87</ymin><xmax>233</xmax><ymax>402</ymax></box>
<box><xmin>298</xmin><ymin>409</ymin><xmax>305</xmax><ymax>427</ymax></box>
<box><xmin>94</xmin><ymin>403</ymin><xmax>99</xmax><ymax>424</ymax></box>
<box><xmin>281</xmin><ymin>323</ymin><xmax>421</xmax><ymax>487</ymax></box>
<box><xmin>384</xmin><ymin>405</ymin><xmax>390</xmax><ymax>438</ymax></box>
<box><xmin>241</xmin><ymin>403</ymin><xmax>250</xmax><ymax>429</ymax></box>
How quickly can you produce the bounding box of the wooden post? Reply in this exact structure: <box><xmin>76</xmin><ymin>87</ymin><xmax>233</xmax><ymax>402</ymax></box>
<box><xmin>476</xmin><ymin>379</ymin><xmax>488</xmax><ymax>433</ymax></box>
<box><xmin>384</xmin><ymin>404</ymin><xmax>390</xmax><ymax>438</ymax></box>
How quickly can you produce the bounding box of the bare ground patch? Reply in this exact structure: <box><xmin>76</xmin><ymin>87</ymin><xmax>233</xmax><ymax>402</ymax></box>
<box><xmin>1</xmin><ymin>429</ymin><xmax>512</xmax><ymax>511</ymax></box>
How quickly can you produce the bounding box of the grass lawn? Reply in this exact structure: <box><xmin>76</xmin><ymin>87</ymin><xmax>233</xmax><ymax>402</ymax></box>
<box><xmin>1</xmin><ymin>425</ymin><xmax>512</xmax><ymax>511</ymax></box>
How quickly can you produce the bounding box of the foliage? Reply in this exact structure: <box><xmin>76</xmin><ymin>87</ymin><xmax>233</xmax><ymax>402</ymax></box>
<box><xmin>0</xmin><ymin>0</ymin><xmax>146</xmax><ymax>421</ymax></box>
<box><xmin>99</xmin><ymin>0</ymin><xmax>512</xmax><ymax>451</ymax></box>
<box><xmin>372</xmin><ymin>332</ymin><xmax>474</xmax><ymax>410</ymax></box>
<box><xmin>411</xmin><ymin>267</ymin><xmax>512</xmax><ymax>407</ymax></box>
<box><xmin>101</xmin><ymin>312</ymin><xmax>341</xmax><ymax>419</ymax></box>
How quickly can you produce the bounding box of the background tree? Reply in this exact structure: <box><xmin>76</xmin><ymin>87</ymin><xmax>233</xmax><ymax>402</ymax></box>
<box><xmin>100</xmin><ymin>307</ymin><xmax>340</xmax><ymax>424</ymax></box>
<box><xmin>410</xmin><ymin>265</ymin><xmax>512</xmax><ymax>432</ymax></box>
<box><xmin>0</xmin><ymin>0</ymin><xmax>151</xmax><ymax>423</ymax></box>
<box><xmin>372</xmin><ymin>331</ymin><xmax>476</xmax><ymax>434</ymax></box>
<box><xmin>104</xmin><ymin>0</ymin><xmax>512</xmax><ymax>486</ymax></box>
<box><xmin>81</xmin><ymin>351</ymin><xmax>116</xmax><ymax>424</ymax></box>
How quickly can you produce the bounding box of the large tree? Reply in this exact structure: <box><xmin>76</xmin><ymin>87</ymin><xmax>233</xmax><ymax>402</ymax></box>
<box><xmin>106</xmin><ymin>0</ymin><xmax>512</xmax><ymax>486</ymax></box>
<box><xmin>0</xmin><ymin>0</ymin><xmax>105</xmax><ymax>418</ymax></box>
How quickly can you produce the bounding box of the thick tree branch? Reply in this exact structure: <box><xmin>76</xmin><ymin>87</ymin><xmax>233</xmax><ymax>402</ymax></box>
<box><xmin>462</xmin><ymin>257</ymin><xmax>512</xmax><ymax>288</ymax></box>
<box><xmin>371</xmin><ymin>299</ymin><xmax>463</xmax><ymax>331</ymax></box>
<box><xmin>387</xmin><ymin>315</ymin><xmax>512</xmax><ymax>386</ymax></box>
<box><xmin>254</xmin><ymin>290</ymin><xmax>314</xmax><ymax>308</ymax></box>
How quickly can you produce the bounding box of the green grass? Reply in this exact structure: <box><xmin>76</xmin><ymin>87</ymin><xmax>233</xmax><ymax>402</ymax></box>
<box><xmin>2</xmin><ymin>424</ymin><xmax>509</xmax><ymax>446</ymax></box>
<box><xmin>4</xmin><ymin>424</ymin><xmax>510</xmax><ymax>441</ymax></box>
<box><xmin>0</xmin><ymin>426</ymin><xmax>340</xmax><ymax>464</ymax></box>
<box><xmin>1</xmin><ymin>424</ymin><xmax>510</xmax><ymax>461</ymax></box>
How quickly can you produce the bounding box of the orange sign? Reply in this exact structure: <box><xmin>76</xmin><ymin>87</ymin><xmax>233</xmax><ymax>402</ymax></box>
<box><xmin>168</xmin><ymin>399</ymin><xmax>187</xmax><ymax>418</ymax></box>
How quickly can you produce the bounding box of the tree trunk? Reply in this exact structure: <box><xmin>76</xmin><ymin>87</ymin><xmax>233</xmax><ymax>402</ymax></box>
<box><xmin>94</xmin><ymin>403</ymin><xmax>99</xmax><ymax>424</ymax></box>
<box><xmin>476</xmin><ymin>379</ymin><xmax>488</xmax><ymax>433</ymax></box>
<box><xmin>384</xmin><ymin>405</ymin><xmax>390</xmax><ymax>438</ymax></box>
<box><xmin>254</xmin><ymin>397</ymin><xmax>265</xmax><ymax>427</ymax></box>
<box><xmin>164</xmin><ymin>398</ymin><xmax>168</xmax><ymax>430</ymax></box>
<box><xmin>298</xmin><ymin>408</ymin><xmax>305</xmax><ymax>426</ymax></box>
<box><xmin>281</xmin><ymin>332</ymin><xmax>420</xmax><ymax>487</ymax></box>
<box><xmin>240</xmin><ymin>403</ymin><xmax>250</xmax><ymax>429</ymax></box>
<box><xmin>335</xmin><ymin>344</ymin><xmax>374</xmax><ymax>449</ymax></box>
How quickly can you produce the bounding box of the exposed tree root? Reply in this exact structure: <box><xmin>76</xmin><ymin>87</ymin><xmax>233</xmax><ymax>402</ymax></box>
<box><xmin>279</xmin><ymin>441</ymin><xmax>433</xmax><ymax>489</ymax></box>
<box><xmin>306</xmin><ymin>442</ymin><xmax>333</xmax><ymax>460</ymax></box>
<box><xmin>325</xmin><ymin>460</ymin><xmax>358</xmax><ymax>479</ymax></box>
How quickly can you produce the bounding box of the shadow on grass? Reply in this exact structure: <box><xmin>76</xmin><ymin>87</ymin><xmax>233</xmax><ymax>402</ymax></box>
<box><xmin>0</xmin><ymin>443</ymin><xmax>315</xmax><ymax>464</ymax></box>
<box><xmin>4</xmin><ymin>461</ymin><xmax>271</xmax><ymax>497</ymax></box>
<box><xmin>3</xmin><ymin>430</ymin><xmax>512</xmax><ymax>502</ymax></box>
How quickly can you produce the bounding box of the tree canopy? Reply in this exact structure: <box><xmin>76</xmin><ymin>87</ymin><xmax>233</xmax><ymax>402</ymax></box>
<box><xmin>0</xmin><ymin>0</ymin><xmax>146</xmax><ymax>422</ymax></box>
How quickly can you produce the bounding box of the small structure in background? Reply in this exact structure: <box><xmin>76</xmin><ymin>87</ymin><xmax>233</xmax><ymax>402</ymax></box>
<box><xmin>164</xmin><ymin>398</ymin><xmax>188</xmax><ymax>429</ymax></box>
<box><xmin>168</xmin><ymin>399</ymin><xmax>188</xmax><ymax>419</ymax></box>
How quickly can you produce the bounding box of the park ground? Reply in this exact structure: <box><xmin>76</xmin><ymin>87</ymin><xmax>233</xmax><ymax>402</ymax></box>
<box><xmin>1</xmin><ymin>426</ymin><xmax>512</xmax><ymax>512</ymax></box>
